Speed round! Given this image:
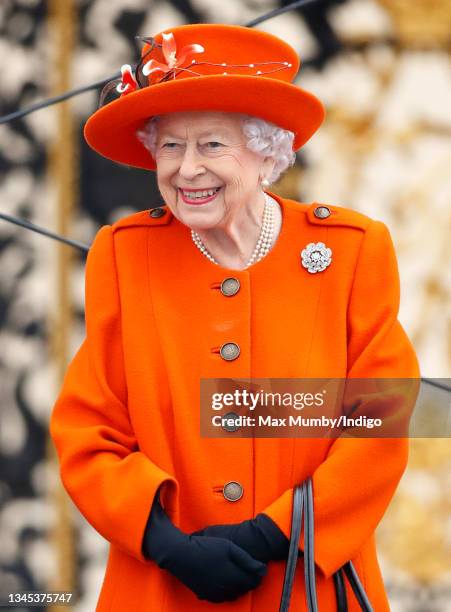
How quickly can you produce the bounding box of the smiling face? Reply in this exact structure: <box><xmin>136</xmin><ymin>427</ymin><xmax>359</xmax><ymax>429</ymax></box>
<box><xmin>153</xmin><ymin>111</ymin><xmax>274</xmax><ymax>230</ymax></box>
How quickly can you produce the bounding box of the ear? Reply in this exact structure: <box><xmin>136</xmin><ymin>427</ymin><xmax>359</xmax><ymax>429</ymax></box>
<box><xmin>261</xmin><ymin>156</ymin><xmax>276</xmax><ymax>181</ymax></box>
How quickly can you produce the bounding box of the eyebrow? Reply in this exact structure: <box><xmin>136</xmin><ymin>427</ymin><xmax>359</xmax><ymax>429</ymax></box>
<box><xmin>159</xmin><ymin>129</ymin><xmax>230</xmax><ymax>139</ymax></box>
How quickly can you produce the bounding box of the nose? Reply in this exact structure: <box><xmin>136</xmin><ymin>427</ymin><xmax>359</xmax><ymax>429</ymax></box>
<box><xmin>178</xmin><ymin>144</ymin><xmax>206</xmax><ymax>180</ymax></box>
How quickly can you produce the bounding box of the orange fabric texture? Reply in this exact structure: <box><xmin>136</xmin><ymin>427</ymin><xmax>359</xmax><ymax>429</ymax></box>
<box><xmin>49</xmin><ymin>192</ymin><xmax>420</xmax><ymax>611</ymax></box>
<box><xmin>83</xmin><ymin>24</ymin><xmax>325</xmax><ymax>170</ymax></box>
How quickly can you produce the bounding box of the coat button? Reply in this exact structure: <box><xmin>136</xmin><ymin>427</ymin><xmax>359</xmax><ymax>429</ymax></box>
<box><xmin>222</xmin><ymin>412</ymin><xmax>240</xmax><ymax>432</ymax></box>
<box><xmin>220</xmin><ymin>278</ymin><xmax>240</xmax><ymax>297</ymax></box>
<box><xmin>223</xmin><ymin>481</ymin><xmax>243</xmax><ymax>502</ymax></box>
<box><xmin>220</xmin><ymin>342</ymin><xmax>240</xmax><ymax>361</ymax></box>
<box><xmin>149</xmin><ymin>207</ymin><xmax>166</xmax><ymax>218</ymax></box>
<box><xmin>313</xmin><ymin>206</ymin><xmax>331</xmax><ymax>219</ymax></box>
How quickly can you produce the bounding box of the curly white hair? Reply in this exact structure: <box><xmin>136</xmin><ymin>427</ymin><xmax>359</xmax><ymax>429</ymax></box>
<box><xmin>136</xmin><ymin>114</ymin><xmax>296</xmax><ymax>184</ymax></box>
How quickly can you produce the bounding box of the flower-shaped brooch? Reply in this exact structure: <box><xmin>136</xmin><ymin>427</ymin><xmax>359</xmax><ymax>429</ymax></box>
<box><xmin>115</xmin><ymin>33</ymin><xmax>204</xmax><ymax>96</ymax></box>
<box><xmin>301</xmin><ymin>242</ymin><xmax>332</xmax><ymax>273</ymax></box>
<box><xmin>142</xmin><ymin>32</ymin><xmax>204</xmax><ymax>78</ymax></box>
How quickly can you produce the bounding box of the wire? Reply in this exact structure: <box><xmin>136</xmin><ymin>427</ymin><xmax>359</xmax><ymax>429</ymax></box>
<box><xmin>0</xmin><ymin>212</ymin><xmax>90</xmax><ymax>253</ymax></box>
<box><xmin>0</xmin><ymin>74</ymin><xmax>120</xmax><ymax>125</ymax></box>
<box><xmin>420</xmin><ymin>378</ymin><xmax>451</xmax><ymax>393</ymax></box>
<box><xmin>246</xmin><ymin>0</ymin><xmax>319</xmax><ymax>27</ymax></box>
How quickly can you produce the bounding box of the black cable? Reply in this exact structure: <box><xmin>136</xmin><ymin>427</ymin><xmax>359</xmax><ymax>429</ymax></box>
<box><xmin>420</xmin><ymin>378</ymin><xmax>451</xmax><ymax>393</ymax></box>
<box><xmin>0</xmin><ymin>74</ymin><xmax>120</xmax><ymax>125</ymax></box>
<box><xmin>246</xmin><ymin>0</ymin><xmax>319</xmax><ymax>27</ymax></box>
<box><xmin>0</xmin><ymin>212</ymin><xmax>90</xmax><ymax>253</ymax></box>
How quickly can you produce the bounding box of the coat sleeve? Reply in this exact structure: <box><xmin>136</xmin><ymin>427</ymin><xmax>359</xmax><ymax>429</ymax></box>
<box><xmin>49</xmin><ymin>225</ymin><xmax>179</xmax><ymax>563</ymax></box>
<box><xmin>261</xmin><ymin>219</ymin><xmax>420</xmax><ymax>579</ymax></box>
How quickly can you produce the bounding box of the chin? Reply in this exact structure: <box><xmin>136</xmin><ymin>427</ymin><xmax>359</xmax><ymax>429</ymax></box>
<box><xmin>185</xmin><ymin>214</ymin><xmax>220</xmax><ymax>231</ymax></box>
<box><xmin>187</xmin><ymin>220</ymin><xmax>216</xmax><ymax>232</ymax></box>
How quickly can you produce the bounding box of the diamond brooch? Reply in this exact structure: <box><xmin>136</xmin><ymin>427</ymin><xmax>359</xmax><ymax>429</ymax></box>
<box><xmin>301</xmin><ymin>242</ymin><xmax>332</xmax><ymax>273</ymax></box>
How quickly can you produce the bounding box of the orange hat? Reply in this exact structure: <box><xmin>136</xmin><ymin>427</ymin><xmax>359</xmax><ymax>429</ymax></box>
<box><xmin>84</xmin><ymin>23</ymin><xmax>325</xmax><ymax>171</ymax></box>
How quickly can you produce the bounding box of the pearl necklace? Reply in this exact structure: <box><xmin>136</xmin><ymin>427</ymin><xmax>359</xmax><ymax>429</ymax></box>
<box><xmin>191</xmin><ymin>193</ymin><xmax>275</xmax><ymax>269</ymax></box>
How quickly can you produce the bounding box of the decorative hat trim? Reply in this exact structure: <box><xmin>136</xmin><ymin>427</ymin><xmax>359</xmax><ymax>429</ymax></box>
<box><xmin>106</xmin><ymin>31</ymin><xmax>293</xmax><ymax>102</ymax></box>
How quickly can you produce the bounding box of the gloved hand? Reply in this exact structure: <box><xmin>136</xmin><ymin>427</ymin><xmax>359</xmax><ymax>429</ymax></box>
<box><xmin>191</xmin><ymin>513</ymin><xmax>291</xmax><ymax>564</ymax></box>
<box><xmin>142</xmin><ymin>496</ymin><xmax>268</xmax><ymax>603</ymax></box>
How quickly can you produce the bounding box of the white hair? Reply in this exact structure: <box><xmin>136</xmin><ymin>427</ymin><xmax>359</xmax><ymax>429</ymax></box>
<box><xmin>136</xmin><ymin>113</ymin><xmax>296</xmax><ymax>184</ymax></box>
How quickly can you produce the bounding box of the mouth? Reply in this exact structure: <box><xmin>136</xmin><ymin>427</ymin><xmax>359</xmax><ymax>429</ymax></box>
<box><xmin>178</xmin><ymin>186</ymin><xmax>222</xmax><ymax>205</ymax></box>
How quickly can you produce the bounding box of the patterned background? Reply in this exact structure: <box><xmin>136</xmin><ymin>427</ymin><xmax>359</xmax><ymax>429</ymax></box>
<box><xmin>0</xmin><ymin>0</ymin><xmax>450</xmax><ymax>610</ymax></box>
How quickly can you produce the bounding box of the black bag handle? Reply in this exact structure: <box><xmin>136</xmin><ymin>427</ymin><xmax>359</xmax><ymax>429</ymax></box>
<box><xmin>304</xmin><ymin>478</ymin><xmax>318</xmax><ymax>611</ymax></box>
<box><xmin>280</xmin><ymin>484</ymin><xmax>304</xmax><ymax>611</ymax></box>
<box><xmin>280</xmin><ymin>478</ymin><xmax>374</xmax><ymax>612</ymax></box>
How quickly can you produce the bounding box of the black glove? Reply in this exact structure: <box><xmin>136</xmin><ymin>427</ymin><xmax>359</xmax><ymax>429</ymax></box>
<box><xmin>142</xmin><ymin>497</ymin><xmax>268</xmax><ymax>603</ymax></box>
<box><xmin>191</xmin><ymin>513</ymin><xmax>291</xmax><ymax>563</ymax></box>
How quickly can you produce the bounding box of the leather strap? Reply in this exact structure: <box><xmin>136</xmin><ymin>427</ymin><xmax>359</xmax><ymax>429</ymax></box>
<box><xmin>343</xmin><ymin>561</ymin><xmax>374</xmax><ymax>612</ymax></box>
<box><xmin>334</xmin><ymin>568</ymin><xmax>348</xmax><ymax>611</ymax></box>
<box><xmin>280</xmin><ymin>477</ymin><xmax>375</xmax><ymax>612</ymax></box>
<box><xmin>279</xmin><ymin>485</ymin><xmax>304</xmax><ymax>612</ymax></box>
<box><xmin>304</xmin><ymin>479</ymin><xmax>318</xmax><ymax>612</ymax></box>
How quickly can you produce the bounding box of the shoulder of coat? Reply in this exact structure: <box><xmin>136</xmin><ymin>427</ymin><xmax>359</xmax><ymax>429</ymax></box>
<box><xmin>302</xmin><ymin>201</ymin><xmax>373</xmax><ymax>231</ymax></box>
<box><xmin>111</xmin><ymin>206</ymin><xmax>173</xmax><ymax>233</ymax></box>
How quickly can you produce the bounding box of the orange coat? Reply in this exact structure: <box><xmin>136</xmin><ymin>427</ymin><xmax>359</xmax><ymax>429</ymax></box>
<box><xmin>49</xmin><ymin>192</ymin><xmax>420</xmax><ymax>611</ymax></box>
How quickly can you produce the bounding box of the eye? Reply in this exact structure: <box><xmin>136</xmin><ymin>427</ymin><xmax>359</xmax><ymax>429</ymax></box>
<box><xmin>162</xmin><ymin>142</ymin><xmax>179</xmax><ymax>149</ymax></box>
<box><xmin>205</xmin><ymin>142</ymin><xmax>223</xmax><ymax>148</ymax></box>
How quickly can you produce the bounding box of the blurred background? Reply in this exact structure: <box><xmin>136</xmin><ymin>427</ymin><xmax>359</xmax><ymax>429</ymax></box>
<box><xmin>0</xmin><ymin>0</ymin><xmax>450</xmax><ymax>610</ymax></box>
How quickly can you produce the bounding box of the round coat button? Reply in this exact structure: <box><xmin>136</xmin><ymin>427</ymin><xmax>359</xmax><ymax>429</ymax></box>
<box><xmin>313</xmin><ymin>206</ymin><xmax>331</xmax><ymax>219</ymax></box>
<box><xmin>220</xmin><ymin>342</ymin><xmax>240</xmax><ymax>361</ymax></box>
<box><xmin>223</xmin><ymin>481</ymin><xmax>243</xmax><ymax>502</ymax></box>
<box><xmin>222</xmin><ymin>412</ymin><xmax>240</xmax><ymax>432</ymax></box>
<box><xmin>220</xmin><ymin>278</ymin><xmax>240</xmax><ymax>297</ymax></box>
<box><xmin>150</xmin><ymin>207</ymin><xmax>166</xmax><ymax>218</ymax></box>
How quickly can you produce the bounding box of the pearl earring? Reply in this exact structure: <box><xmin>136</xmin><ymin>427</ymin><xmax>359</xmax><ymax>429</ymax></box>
<box><xmin>261</xmin><ymin>178</ymin><xmax>270</xmax><ymax>187</ymax></box>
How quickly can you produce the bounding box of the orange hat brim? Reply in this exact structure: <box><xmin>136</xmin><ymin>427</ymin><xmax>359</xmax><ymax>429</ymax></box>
<box><xmin>84</xmin><ymin>74</ymin><xmax>325</xmax><ymax>170</ymax></box>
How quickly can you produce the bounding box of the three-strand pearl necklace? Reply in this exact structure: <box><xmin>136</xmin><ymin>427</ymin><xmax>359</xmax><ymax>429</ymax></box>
<box><xmin>190</xmin><ymin>193</ymin><xmax>275</xmax><ymax>269</ymax></box>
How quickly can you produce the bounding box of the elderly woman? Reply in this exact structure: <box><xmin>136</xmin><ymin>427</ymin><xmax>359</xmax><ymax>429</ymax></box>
<box><xmin>49</xmin><ymin>23</ymin><xmax>420</xmax><ymax>612</ymax></box>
